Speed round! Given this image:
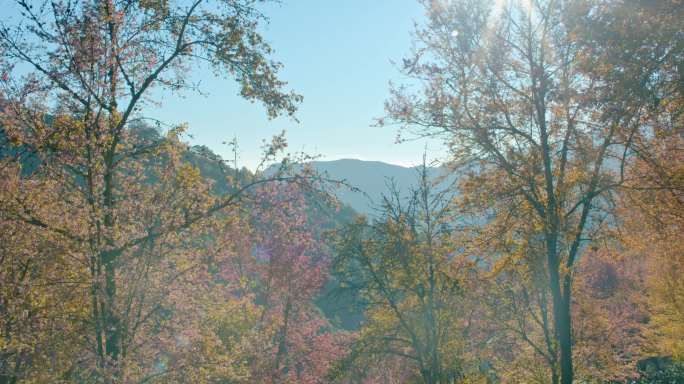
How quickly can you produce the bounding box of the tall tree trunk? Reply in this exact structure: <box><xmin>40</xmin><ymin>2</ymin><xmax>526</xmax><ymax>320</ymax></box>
<box><xmin>101</xmin><ymin>153</ymin><xmax>121</xmax><ymax>380</ymax></box>
<box><xmin>547</xmin><ymin>234</ymin><xmax>573</xmax><ymax>384</ymax></box>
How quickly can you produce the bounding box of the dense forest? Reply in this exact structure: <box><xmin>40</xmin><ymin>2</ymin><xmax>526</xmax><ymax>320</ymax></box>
<box><xmin>0</xmin><ymin>0</ymin><xmax>682</xmax><ymax>383</ymax></box>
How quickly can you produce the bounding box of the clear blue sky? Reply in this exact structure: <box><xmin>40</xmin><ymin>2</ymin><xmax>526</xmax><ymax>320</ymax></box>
<box><xmin>148</xmin><ymin>0</ymin><xmax>446</xmax><ymax>169</ymax></box>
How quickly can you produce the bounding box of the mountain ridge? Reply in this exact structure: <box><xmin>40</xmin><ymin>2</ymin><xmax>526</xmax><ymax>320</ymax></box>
<box><xmin>294</xmin><ymin>158</ymin><xmax>453</xmax><ymax>215</ymax></box>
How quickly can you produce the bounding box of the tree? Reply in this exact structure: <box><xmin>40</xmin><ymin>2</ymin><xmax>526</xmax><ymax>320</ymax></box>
<box><xmin>0</xmin><ymin>0</ymin><xmax>303</xmax><ymax>381</ymax></box>
<box><xmin>618</xmin><ymin>97</ymin><xmax>683</xmax><ymax>370</ymax></box>
<box><xmin>245</xmin><ymin>182</ymin><xmax>344</xmax><ymax>384</ymax></box>
<box><xmin>570</xmin><ymin>0</ymin><xmax>683</xmax><ymax>371</ymax></box>
<box><xmin>330</xmin><ymin>165</ymin><xmax>479</xmax><ymax>384</ymax></box>
<box><xmin>464</xmin><ymin>209</ymin><xmax>560</xmax><ymax>383</ymax></box>
<box><xmin>380</xmin><ymin>1</ymin><xmax>657</xmax><ymax>382</ymax></box>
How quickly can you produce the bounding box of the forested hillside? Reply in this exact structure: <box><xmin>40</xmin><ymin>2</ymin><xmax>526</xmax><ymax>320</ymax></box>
<box><xmin>0</xmin><ymin>0</ymin><xmax>682</xmax><ymax>383</ymax></box>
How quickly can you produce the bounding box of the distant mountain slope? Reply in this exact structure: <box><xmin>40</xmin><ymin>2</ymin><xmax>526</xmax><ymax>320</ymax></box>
<box><xmin>307</xmin><ymin>159</ymin><xmax>454</xmax><ymax>215</ymax></box>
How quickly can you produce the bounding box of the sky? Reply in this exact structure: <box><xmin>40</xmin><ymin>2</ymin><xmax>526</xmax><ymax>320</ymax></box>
<box><xmin>146</xmin><ymin>0</ymin><xmax>447</xmax><ymax>169</ymax></box>
<box><xmin>3</xmin><ymin>0</ymin><xmax>446</xmax><ymax>169</ymax></box>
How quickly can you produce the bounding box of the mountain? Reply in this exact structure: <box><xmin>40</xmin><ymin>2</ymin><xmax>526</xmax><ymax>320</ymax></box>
<box><xmin>306</xmin><ymin>159</ymin><xmax>454</xmax><ymax>215</ymax></box>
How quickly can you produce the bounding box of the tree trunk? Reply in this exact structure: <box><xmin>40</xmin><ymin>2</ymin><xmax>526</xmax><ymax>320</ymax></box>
<box><xmin>547</xmin><ymin>235</ymin><xmax>573</xmax><ymax>384</ymax></box>
<box><xmin>101</xmin><ymin>153</ymin><xmax>121</xmax><ymax>380</ymax></box>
